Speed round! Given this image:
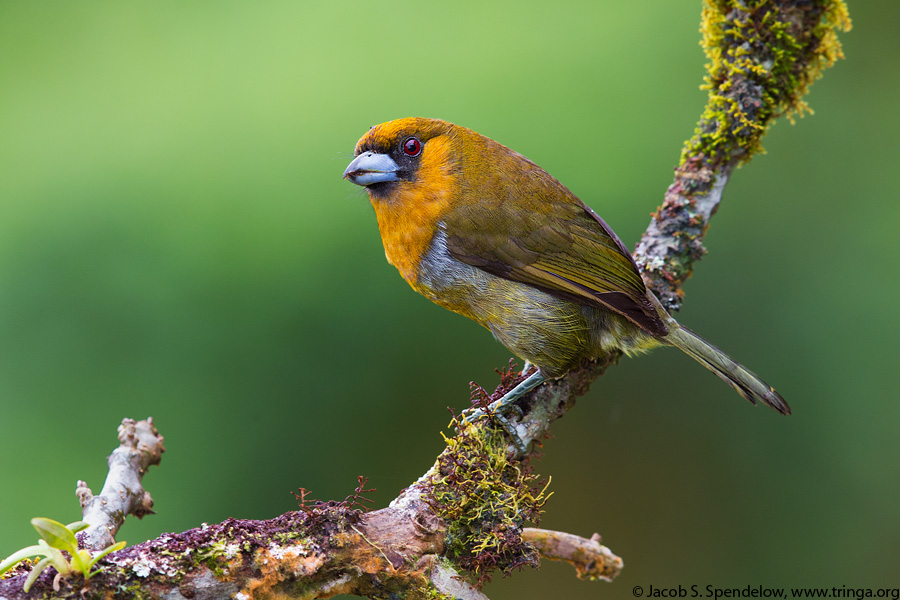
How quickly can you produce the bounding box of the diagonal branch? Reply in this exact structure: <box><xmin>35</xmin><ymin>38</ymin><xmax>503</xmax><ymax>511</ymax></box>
<box><xmin>635</xmin><ymin>0</ymin><xmax>850</xmax><ymax>310</ymax></box>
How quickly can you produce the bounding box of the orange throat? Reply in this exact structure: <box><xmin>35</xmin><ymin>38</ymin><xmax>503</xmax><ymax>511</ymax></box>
<box><xmin>369</xmin><ymin>135</ymin><xmax>458</xmax><ymax>288</ymax></box>
<box><xmin>371</xmin><ymin>184</ymin><xmax>450</xmax><ymax>289</ymax></box>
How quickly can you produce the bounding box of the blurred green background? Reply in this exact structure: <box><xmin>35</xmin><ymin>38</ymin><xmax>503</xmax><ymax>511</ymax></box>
<box><xmin>1</xmin><ymin>2</ymin><xmax>897</xmax><ymax>598</ymax></box>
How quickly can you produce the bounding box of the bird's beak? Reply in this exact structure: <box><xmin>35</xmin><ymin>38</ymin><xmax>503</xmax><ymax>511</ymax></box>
<box><xmin>343</xmin><ymin>151</ymin><xmax>401</xmax><ymax>186</ymax></box>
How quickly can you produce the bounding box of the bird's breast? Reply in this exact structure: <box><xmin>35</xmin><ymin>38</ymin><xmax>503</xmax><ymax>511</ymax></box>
<box><xmin>413</xmin><ymin>224</ymin><xmax>486</xmax><ymax>321</ymax></box>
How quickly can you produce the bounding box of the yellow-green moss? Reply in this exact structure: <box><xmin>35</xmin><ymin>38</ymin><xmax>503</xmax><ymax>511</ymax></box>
<box><xmin>684</xmin><ymin>0</ymin><xmax>851</xmax><ymax>166</ymax></box>
<box><xmin>428</xmin><ymin>414</ymin><xmax>552</xmax><ymax>584</ymax></box>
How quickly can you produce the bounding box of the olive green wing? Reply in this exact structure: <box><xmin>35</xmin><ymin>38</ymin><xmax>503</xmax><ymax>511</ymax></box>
<box><xmin>444</xmin><ymin>199</ymin><xmax>667</xmax><ymax>337</ymax></box>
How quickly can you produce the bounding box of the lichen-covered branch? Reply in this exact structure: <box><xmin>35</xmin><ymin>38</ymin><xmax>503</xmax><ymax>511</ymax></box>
<box><xmin>0</xmin><ymin>493</ymin><xmax>482</xmax><ymax>599</ymax></box>
<box><xmin>77</xmin><ymin>418</ymin><xmax>165</xmax><ymax>551</ymax></box>
<box><xmin>0</xmin><ymin>2</ymin><xmax>849</xmax><ymax>599</ymax></box>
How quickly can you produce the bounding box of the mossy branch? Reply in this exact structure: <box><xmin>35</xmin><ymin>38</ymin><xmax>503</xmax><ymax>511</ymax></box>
<box><xmin>0</xmin><ymin>2</ymin><xmax>848</xmax><ymax>598</ymax></box>
<box><xmin>635</xmin><ymin>0</ymin><xmax>850</xmax><ymax>310</ymax></box>
<box><xmin>0</xmin><ymin>370</ymin><xmax>617</xmax><ymax>599</ymax></box>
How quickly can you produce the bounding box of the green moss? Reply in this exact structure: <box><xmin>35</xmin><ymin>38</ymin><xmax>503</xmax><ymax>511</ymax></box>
<box><xmin>427</xmin><ymin>414</ymin><xmax>551</xmax><ymax>584</ymax></box>
<box><xmin>684</xmin><ymin>0</ymin><xmax>851</xmax><ymax>167</ymax></box>
<box><xmin>111</xmin><ymin>580</ymin><xmax>155</xmax><ymax>600</ymax></box>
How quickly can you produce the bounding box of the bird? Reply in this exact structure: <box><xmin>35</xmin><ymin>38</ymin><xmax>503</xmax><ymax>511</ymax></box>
<box><xmin>343</xmin><ymin>117</ymin><xmax>790</xmax><ymax>418</ymax></box>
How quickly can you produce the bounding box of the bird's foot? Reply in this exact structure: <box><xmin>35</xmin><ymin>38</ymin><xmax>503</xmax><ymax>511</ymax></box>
<box><xmin>462</xmin><ymin>370</ymin><xmax>546</xmax><ymax>456</ymax></box>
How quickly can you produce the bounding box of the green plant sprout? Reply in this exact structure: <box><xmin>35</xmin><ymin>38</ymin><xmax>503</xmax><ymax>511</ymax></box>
<box><xmin>0</xmin><ymin>517</ymin><xmax>126</xmax><ymax>592</ymax></box>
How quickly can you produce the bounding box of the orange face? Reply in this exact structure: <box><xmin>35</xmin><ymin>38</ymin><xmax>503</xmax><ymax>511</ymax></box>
<box><xmin>344</xmin><ymin>119</ymin><xmax>463</xmax><ymax>285</ymax></box>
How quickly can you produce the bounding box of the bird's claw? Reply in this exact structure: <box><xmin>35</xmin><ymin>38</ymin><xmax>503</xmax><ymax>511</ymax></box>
<box><xmin>461</xmin><ymin>404</ymin><xmax>528</xmax><ymax>456</ymax></box>
<box><xmin>494</xmin><ymin>412</ymin><xmax>528</xmax><ymax>456</ymax></box>
<box><xmin>459</xmin><ymin>370</ymin><xmax>546</xmax><ymax>456</ymax></box>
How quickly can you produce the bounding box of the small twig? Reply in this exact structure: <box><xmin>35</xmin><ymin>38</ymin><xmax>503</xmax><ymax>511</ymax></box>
<box><xmin>77</xmin><ymin>417</ymin><xmax>165</xmax><ymax>551</ymax></box>
<box><xmin>523</xmin><ymin>528</ymin><xmax>623</xmax><ymax>581</ymax></box>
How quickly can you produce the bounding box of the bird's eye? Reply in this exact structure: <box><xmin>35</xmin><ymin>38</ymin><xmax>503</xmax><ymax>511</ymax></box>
<box><xmin>402</xmin><ymin>137</ymin><xmax>422</xmax><ymax>157</ymax></box>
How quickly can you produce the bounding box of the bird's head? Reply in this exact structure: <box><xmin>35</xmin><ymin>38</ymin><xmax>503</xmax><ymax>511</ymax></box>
<box><xmin>343</xmin><ymin>117</ymin><xmax>468</xmax><ymax>202</ymax></box>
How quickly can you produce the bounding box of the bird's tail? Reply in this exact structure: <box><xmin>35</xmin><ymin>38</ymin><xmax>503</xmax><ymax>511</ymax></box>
<box><xmin>664</xmin><ymin>323</ymin><xmax>791</xmax><ymax>415</ymax></box>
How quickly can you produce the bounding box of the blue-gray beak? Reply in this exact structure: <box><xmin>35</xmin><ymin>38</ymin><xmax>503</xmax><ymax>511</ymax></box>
<box><xmin>343</xmin><ymin>151</ymin><xmax>401</xmax><ymax>186</ymax></box>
